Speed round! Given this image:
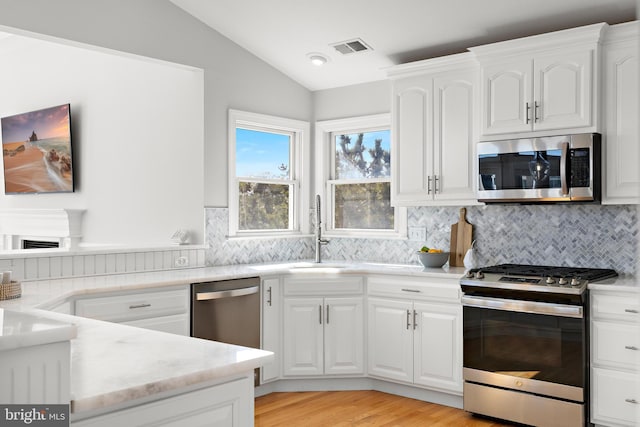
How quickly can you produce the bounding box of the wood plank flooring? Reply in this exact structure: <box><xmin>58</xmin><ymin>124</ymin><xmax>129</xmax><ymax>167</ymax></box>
<box><xmin>255</xmin><ymin>391</ymin><xmax>515</xmax><ymax>426</ymax></box>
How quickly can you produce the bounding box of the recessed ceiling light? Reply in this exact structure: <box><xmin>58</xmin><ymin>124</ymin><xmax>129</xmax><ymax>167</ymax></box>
<box><xmin>307</xmin><ymin>53</ymin><xmax>328</xmax><ymax>66</ymax></box>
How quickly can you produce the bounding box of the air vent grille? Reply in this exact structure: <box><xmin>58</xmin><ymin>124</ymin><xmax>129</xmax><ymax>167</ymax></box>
<box><xmin>331</xmin><ymin>38</ymin><xmax>372</xmax><ymax>55</ymax></box>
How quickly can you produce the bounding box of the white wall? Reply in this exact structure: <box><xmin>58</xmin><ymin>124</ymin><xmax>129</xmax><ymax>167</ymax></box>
<box><xmin>0</xmin><ymin>0</ymin><xmax>313</xmax><ymax>246</ymax></box>
<box><xmin>0</xmin><ymin>34</ymin><xmax>204</xmax><ymax>246</ymax></box>
<box><xmin>313</xmin><ymin>80</ymin><xmax>391</xmax><ymax>121</ymax></box>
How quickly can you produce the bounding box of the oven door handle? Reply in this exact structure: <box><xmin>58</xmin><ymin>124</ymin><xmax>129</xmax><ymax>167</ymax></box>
<box><xmin>461</xmin><ymin>295</ymin><xmax>583</xmax><ymax>318</ymax></box>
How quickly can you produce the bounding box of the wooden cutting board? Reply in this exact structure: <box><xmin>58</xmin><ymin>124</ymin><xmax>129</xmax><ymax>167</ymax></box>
<box><xmin>449</xmin><ymin>208</ymin><xmax>473</xmax><ymax>267</ymax></box>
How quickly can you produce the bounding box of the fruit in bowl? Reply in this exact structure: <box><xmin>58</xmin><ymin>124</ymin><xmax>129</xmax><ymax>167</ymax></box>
<box><xmin>417</xmin><ymin>246</ymin><xmax>449</xmax><ymax>268</ymax></box>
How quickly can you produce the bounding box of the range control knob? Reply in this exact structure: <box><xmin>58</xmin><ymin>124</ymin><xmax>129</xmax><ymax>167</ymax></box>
<box><xmin>545</xmin><ymin>276</ymin><xmax>556</xmax><ymax>284</ymax></box>
<box><xmin>474</xmin><ymin>271</ymin><xmax>485</xmax><ymax>280</ymax></box>
<box><xmin>571</xmin><ymin>277</ymin><xmax>582</xmax><ymax>286</ymax></box>
<box><xmin>465</xmin><ymin>271</ymin><xmax>475</xmax><ymax>278</ymax></box>
<box><xmin>558</xmin><ymin>277</ymin><xmax>568</xmax><ymax>285</ymax></box>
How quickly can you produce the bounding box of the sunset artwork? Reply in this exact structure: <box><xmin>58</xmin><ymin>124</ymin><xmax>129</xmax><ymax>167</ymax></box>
<box><xmin>1</xmin><ymin>104</ymin><xmax>74</xmax><ymax>194</ymax></box>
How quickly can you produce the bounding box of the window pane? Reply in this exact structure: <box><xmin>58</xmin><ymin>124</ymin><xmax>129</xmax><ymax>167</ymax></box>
<box><xmin>334</xmin><ymin>130</ymin><xmax>391</xmax><ymax>179</ymax></box>
<box><xmin>334</xmin><ymin>182</ymin><xmax>394</xmax><ymax>230</ymax></box>
<box><xmin>236</xmin><ymin>128</ymin><xmax>290</xmax><ymax>179</ymax></box>
<box><xmin>238</xmin><ymin>181</ymin><xmax>290</xmax><ymax>230</ymax></box>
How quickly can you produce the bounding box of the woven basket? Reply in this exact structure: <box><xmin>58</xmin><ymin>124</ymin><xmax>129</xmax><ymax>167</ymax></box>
<box><xmin>0</xmin><ymin>281</ymin><xmax>21</xmax><ymax>300</ymax></box>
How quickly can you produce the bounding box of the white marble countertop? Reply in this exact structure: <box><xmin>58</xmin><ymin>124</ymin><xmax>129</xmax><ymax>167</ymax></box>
<box><xmin>25</xmin><ymin>308</ymin><xmax>272</xmax><ymax>416</ymax></box>
<box><xmin>0</xmin><ymin>308</ymin><xmax>77</xmax><ymax>351</ymax></box>
<box><xmin>0</xmin><ymin>260</ymin><xmax>461</xmax><ymax>417</ymax></box>
<box><xmin>0</xmin><ymin>260</ymin><xmax>468</xmax><ymax>312</ymax></box>
<box><xmin>0</xmin><ymin>259</ymin><xmax>634</xmax><ymax>417</ymax></box>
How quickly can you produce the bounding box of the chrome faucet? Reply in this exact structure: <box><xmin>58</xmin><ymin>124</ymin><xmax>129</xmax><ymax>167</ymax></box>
<box><xmin>315</xmin><ymin>194</ymin><xmax>329</xmax><ymax>263</ymax></box>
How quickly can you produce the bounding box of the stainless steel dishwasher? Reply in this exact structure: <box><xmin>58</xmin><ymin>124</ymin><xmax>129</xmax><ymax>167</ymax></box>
<box><xmin>190</xmin><ymin>277</ymin><xmax>261</xmax><ymax>385</ymax></box>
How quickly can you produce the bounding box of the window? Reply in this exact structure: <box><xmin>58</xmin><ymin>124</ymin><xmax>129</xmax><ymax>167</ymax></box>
<box><xmin>316</xmin><ymin>114</ymin><xmax>406</xmax><ymax>238</ymax></box>
<box><xmin>228</xmin><ymin>109</ymin><xmax>309</xmax><ymax>237</ymax></box>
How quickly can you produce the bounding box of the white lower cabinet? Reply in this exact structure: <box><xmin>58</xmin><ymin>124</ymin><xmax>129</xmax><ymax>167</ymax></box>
<box><xmin>282</xmin><ymin>275</ymin><xmax>364</xmax><ymax>377</ymax></box>
<box><xmin>72</xmin><ymin>375</ymin><xmax>253</xmax><ymax>427</ymax></box>
<box><xmin>590</xmin><ymin>289</ymin><xmax>640</xmax><ymax>426</ymax></box>
<box><xmin>367</xmin><ymin>275</ymin><xmax>462</xmax><ymax>394</ymax></box>
<box><xmin>74</xmin><ymin>286</ymin><xmax>189</xmax><ymax>335</ymax></box>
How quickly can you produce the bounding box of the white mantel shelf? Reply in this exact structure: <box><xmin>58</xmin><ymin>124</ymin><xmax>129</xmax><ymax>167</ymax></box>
<box><xmin>0</xmin><ymin>208</ymin><xmax>86</xmax><ymax>250</ymax></box>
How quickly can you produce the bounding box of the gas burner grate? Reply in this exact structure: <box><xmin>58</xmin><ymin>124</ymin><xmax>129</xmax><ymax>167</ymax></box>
<box><xmin>472</xmin><ymin>263</ymin><xmax>618</xmax><ymax>282</ymax></box>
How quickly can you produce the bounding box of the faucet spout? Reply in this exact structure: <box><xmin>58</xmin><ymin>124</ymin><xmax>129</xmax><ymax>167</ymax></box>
<box><xmin>315</xmin><ymin>194</ymin><xmax>329</xmax><ymax>263</ymax></box>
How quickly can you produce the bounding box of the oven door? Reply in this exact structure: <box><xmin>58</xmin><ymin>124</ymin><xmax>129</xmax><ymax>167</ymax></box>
<box><xmin>462</xmin><ymin>295</ymin><xmax>586</xmax><ymax>403</ymax></box>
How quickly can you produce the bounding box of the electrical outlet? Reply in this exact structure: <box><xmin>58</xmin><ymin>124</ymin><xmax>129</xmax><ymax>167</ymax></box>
<box><xmin>408</xmin><ymin>226</ymin><xmax>426</xmax><ymax>242</ymax></box>
<box><xmin>175</xmin><ymin>256</ymin><xmax>189</xmax><ymax>268</ymax></box>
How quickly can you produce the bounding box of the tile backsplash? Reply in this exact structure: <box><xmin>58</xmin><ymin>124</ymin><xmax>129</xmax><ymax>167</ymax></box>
<box><xmin>206</xmin><ymin>204</ymin><xmax>638</xmax><ymax>275</ymax></box>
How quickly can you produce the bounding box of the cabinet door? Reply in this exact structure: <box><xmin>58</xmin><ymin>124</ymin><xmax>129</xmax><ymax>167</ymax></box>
<box><xmin>481</xmin><ymin>59</ymin><xmax>532</xmax><ymax>135</ymax></box>
<box><xmin>261</xmin><ymin>277</ymin><xmax>281</xmax><ymax>383</ymax></box>
<box><xmin>367</xmin><ymin>297</ymin><xmax>413</xmax><ymax>382</ymax></box>
<box><xmin>324</xmin><ymin>297</ymin><xmax>364</xmax><ymax>375</ymax></box>
<box><xmin>534</xmin><ymin>50</ymin><xmax>593</xmax><ymax>131</ymax></box>
<box><xmin>604</xmin><ymin>37</ymin><xmax>639</xmax><ymax>204</ymax></box>
<box><xmin>591</xmin><ymin>367</ymin><xmax>640</xmax><ymax>427</ymax></box>
<box><xmin>413</xmin><ymin>302</ymin><xmax>462</xmax><ymax>392</ymax></box>
<box><xmin>433</xmin><ymin>69</ymin><xmax>476</xmax><ymax>201</ymax></box>
<box><xmin>391</xmin><ymin>75</ymin><xmax>433</xmax><ymax>205</ymax></box>
<box><xmin>282</xmin><ymin>297</ymin><xmax>324</xmax><ymax>376</ymax></box>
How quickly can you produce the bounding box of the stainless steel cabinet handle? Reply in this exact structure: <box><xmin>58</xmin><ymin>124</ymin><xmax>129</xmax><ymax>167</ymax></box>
<box><xmin>267</xmin><ymin>286</ymin><xmax>272</xmax><ymax>306</ymax></box>
<box><xmin>129</xmin><ymin>303</ymin><xmax>151</xmax><ymax>309</ymax></box>
<box><xmin>625</xmin><ymin>398</ymin><xmax>638</xmax><ymax>404</ymax></box>
<box><xmin>434</xmin><ymin>176</ymin><xmax>440</xmax><ymax>194</ymax></box>
<box><xmin>625</xmin><ymin>345</ymin><xmax>639</xmax><ymax>351</ymax></box>
<box><xmin>525</xmin><ymin>102</ymin><xmax>531</xmax><ymax>124</ymax></box>
<box><xmin>625</xmin><ymin>309</ymin><xmax>639</xmax><ymax>313</ymax></box>
<box><xmin>196</xmin><ymin>285</ymin><xmax>259</xmax><ymax>301</ymax></box>
<box><xmin>319</xmin><ymin>304</ymin><xmax>323</xmax><ymax>324</ymax></box>
<box><xmin>427</xmin><ymin>176</ymin><xmax>433</xmax><ymax>194</ymax></box>
<box><xmin>534</xmin><ymin>101</ymin><xmax>540</xmax><ymax>122</ymax></box>
<box><xmin>406</xmin><ymin>310</ymin><xmax>411</xmax><ymax>330</ymax></box>
<box><xmin>401</xmin><ymin>288</ymin><xmax>420</xmax><ymax>293</ymax></box>
<box><xmin>413</xmin><ymin>310</ymin><xmax>417</xmax><ymax>330</ymax></box>
<box><xmin>326</xmin><ymin>305</ymin><xmax>330</xmax><ymax>324</ymax></box>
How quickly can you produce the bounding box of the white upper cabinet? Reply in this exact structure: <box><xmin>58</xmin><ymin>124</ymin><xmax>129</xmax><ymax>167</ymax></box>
<box><xmin>469</xmin><ymin>23</ymin><xmax>606</xmax><ymax>139</ymax></box>
<box><xmin>388</xmin><ymin>53</ymin><xmax>478</xmax><ymax>206</ymax></box>
<box><xmin>602</xmin><ymin>22</ymin><xmax>639</xmax><ymax>204</ymax></box>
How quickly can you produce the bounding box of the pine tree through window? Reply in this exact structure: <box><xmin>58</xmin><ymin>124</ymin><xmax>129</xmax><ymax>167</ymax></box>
<box><xmin>331</xmin><ymin>129</ymin><xmax>394</xmax><ymax>231</ymax></box>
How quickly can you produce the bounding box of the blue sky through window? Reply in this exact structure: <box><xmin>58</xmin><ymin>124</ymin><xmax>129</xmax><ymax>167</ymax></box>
<box><xmin>236</xmin><ymin>127</ymin><xmax>290</xmax><ymax>178</ymax></box>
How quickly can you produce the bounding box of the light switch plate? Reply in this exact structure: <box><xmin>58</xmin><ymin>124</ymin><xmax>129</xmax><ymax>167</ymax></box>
<box><xmin>408</xmin><ymin>226</ymin><xmax>426</xmax><ymax>242</ymax></box>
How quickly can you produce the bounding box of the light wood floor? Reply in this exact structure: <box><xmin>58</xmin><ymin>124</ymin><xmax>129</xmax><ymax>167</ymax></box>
<box><xmin>255</xmin><ymin>391</ymin><xmax>515</xmax><ymax>426</ymax></box>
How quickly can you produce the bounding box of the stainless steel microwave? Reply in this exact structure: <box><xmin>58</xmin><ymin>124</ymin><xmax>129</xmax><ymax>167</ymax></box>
<box><xmin>477</xmin><ymin>133</ymin><xmax>601</xmax><ymax>203</ymax></box>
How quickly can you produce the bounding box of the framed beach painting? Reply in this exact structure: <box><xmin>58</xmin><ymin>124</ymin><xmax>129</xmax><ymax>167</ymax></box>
<box><xmin>1</xmin><ymin>104</ymin><xmax>74</xmax><ymax>194</ymax></box>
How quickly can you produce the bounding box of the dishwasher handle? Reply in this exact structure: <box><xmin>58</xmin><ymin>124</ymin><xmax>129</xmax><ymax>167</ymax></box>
<box><xmin>196</xmin><ymin>285</ymin><xmax>259</xmax><ymax>301</ymax></box>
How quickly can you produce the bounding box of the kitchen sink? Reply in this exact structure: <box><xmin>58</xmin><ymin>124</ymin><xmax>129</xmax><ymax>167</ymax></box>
<box><xmin>249</xmin><ymin>262</ymin><xmax>349</xmax><ymax>273</ymax></box>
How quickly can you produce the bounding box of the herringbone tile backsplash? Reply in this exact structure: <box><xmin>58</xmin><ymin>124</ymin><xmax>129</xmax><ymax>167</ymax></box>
<box><xmin>206</xmin><ymin>204</ymin><xmax>638</xmax><ymax>275</ymax></box>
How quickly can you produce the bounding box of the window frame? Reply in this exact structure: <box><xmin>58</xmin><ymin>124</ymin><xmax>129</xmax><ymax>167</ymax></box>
<box><xmin>228</xmin><ymin>109</ymin><xmax>309</xmax><ymax>238</ymax></box>
<box><xmin>315</xmin><ymin>113</ymin><xmax>407</xmax><ymax>239</ymax></box>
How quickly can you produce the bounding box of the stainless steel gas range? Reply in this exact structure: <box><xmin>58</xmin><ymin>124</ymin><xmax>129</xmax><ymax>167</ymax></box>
<box><xmin>460</xmin><ymin>264</ymin><xmax>617</xmax><ymax>427</ymax></box>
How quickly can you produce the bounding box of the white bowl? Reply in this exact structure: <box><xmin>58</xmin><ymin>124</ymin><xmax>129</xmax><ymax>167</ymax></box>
<box><xmin>416</xmin><ymin>251</ymin><xmax>449</xmax><ymax>268</ymax></box>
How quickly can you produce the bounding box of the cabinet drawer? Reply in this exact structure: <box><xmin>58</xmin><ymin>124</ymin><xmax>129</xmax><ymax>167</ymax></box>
<box><xmin>75</xmin><ymin>288</ymin><xmax>188</xmax><ymax>323</ymax></box>
<box><xmin>592</xmin><ymin>320</ymin><xmax>640</xmax><ymax>370</ymax></box>
<box><xmin>592</xmin><ymin>293</ymin><xmax>640</xmax><ymax>322</ymax></box>
<box><xmin>591</xmin><ymin>367</ymin><xmax>640</xmax><ymax>426</ymax></box>
<box><xmin>283</xmin><ymin>276</ymin><xmax>363</xmax><ymax>296</ymax></box>
<box><xmin>367</xmin><ymin>275</ymin><xmax>460</xmax><ymax>302</ymax></box>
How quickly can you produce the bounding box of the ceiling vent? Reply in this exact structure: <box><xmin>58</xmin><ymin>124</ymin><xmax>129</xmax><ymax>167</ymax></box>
<box><xmin>330</xmin><ymin>38</ymin><xmax>373</xmax><ymax>55</ymax></box>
